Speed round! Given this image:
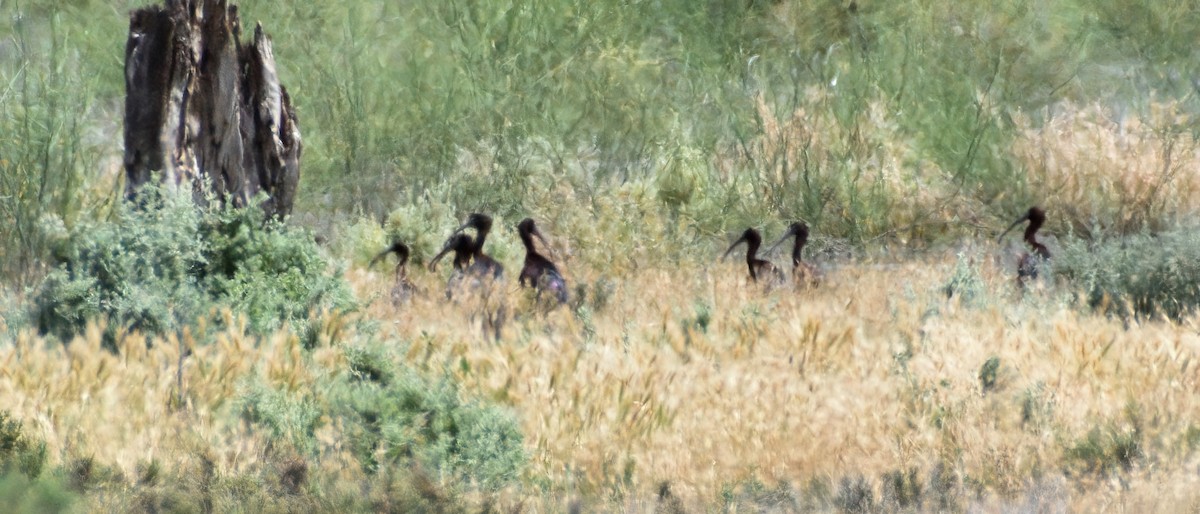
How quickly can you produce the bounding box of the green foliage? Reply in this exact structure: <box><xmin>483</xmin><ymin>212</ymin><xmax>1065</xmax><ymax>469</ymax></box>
<box><xmin>943</xmin><ymin>253</ymin><xmax>987</xmax><ymax>305</ymax></box>
<box><xmin>0</xmin><ymin>412</ymin><xmax>75</xmax><ymax>514</ymax></box>
<box><xmin>978</xmin><ymin>356</ymin><xmax>1001</xmax><ymax>393</ymax></box>
<box><xmin>238</xmin><ymin>381</ymin><xmax>322</xmax><ymax>454</ymax></box>
<box><xmin>0</xmin><ymin>11</ymin><xmax>105</xmax><ymax>288</ymax></box>
<box><xmin>1064</xmin><ymin>426</ymin><xmax>1143</xmax><ymax>476</ymax></box>
<box><xmin>0</xmin><ymin>473</ymin><xmax>77</xmax><ymax>514</ymax></box>
<box><xmin>330</xmin><ymin>345</ymin><xmax>526</xmax><ymax>488</ymax></box>
<box><xmin>32</xmin><ymin>185</ymin><xmax>355</xmax><ymax>345</ymax></box>
<box><xmin>0</xmin><ymin>412</ymin><xmax>47</xmax><ymax>479</ymax></box>
<box><xmin>1064</xmin><ymin>405</ymin><xmax>1144</xmax><ymax>476</ymax></box>
<box><xmin>234</xmin><ymin>343</ymin><xmax>526</xmax><ymax>490</ymax></box>
<box><xmin>1056</xmin><ymin>227</ymin><xmax>1200</xmax><ymax>320</ymax></box>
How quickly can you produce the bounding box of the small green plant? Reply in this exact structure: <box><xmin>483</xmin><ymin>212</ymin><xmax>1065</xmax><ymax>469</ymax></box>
<box><xmin>1064</xmin><ymin>426</ymin><xmax>1143</xmax><ymax>476</ymax></box>
<box><xmin>833</xmin><ymin>475</ymin><xmax>874</xmax><ymax>514</ymax></box>
<box><xmin>978</xmin><ymin>356</ymin><xmax>1001</xmax><ymax>393</ymax></box>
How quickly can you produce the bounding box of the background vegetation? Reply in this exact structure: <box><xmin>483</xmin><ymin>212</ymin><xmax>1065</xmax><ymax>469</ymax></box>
<box><xmin>3</xmin><ymin>0</ymin><xmax>1200</xmax><ymax>511</ymax></box>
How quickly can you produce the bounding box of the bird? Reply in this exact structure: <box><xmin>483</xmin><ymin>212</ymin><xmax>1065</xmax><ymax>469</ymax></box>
<box><xmin>723</xmin><ymin>228</ymin><xmax>784</xmax><ymax>284</ymax></box>
<box><xmin>767</xmin><ymin>221</ymin><xmax>820</xmax><ymax>288</ymax></box>
<box><xmin>450</xmin><ymin>213</ymin><xmax>508</xmax><ymax>339</ymax></box>
<box><xmin>428</xmin><ymin>233</ymin><xmax>475</xmax><ymax>299</ymax></box>
<box><xmin>516</xmin><ymin>218</ymin><xmax>569</xmax><ymax>304</ymax></box>
<box><xmin>369</xmin><ymin>240</ymin><xmax>416</xmax><ymax>304</ymax></box>
<box><xmin>451</xmin><ymin>213</ymin><xmax>505</xmax><ymax>280</ymax></box>
<box><xmin>997</xmin><ymin>206</ymin><xmax>1051</xmax><ymax>283</ymax></box>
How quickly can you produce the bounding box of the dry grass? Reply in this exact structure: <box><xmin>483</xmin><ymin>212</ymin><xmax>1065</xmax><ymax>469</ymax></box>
<box><xmin>7</xmin><ymin>99</ymin><xmax>1200</xmax><ymax>511</ymax></box>
<box><xmin>9</xmin><ymin>244</ymin><xmax>1199</xmax><ymax>511</ymax></box>
<box><xmin>1014</xmin><ymin>101</ymin><xmax>1200</xmax><ymax>235</ymax></box>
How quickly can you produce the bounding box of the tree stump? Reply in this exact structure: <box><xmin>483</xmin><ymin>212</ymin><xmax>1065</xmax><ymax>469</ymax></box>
<box><xmin>123</xmin><ymin>0</ymin><xmax>301</xmax><ymax>219</ymax></box>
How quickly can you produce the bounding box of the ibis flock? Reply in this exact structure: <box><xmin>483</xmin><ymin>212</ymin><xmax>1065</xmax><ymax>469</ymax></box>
<box><xmin>371</xmin><ymin>207</ymin><xmax>1051</xmax><ymax>306</ymax></box>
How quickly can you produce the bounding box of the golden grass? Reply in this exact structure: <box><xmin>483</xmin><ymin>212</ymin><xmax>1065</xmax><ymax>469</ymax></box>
<box><xmin>10</xmin><ymin>246</ymin><xmax>1199</xmax><ymax>511</ymax></box>
<box><xmin>7</xmin><ymin>96</ymin><xmax>1200</xmax><ymax>510</ymax></box>
<box><xmin>1014</xmin><ymin>101</ymin><xmax>1200</xmax><ymax>234</ymax></box>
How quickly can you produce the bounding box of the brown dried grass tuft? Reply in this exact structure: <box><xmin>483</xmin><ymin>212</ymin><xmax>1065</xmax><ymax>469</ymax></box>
<box><xmin>1013</xmin><ymin>101</ymin><xmax>1200</xmax><ymax>235</ymax></box>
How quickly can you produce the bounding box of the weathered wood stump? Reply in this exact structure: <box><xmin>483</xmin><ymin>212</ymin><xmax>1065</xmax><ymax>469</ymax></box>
<box><xmin>123</xmin><ymin>0</ymin><xmax>300</xmax><ymax>219</ymax></box>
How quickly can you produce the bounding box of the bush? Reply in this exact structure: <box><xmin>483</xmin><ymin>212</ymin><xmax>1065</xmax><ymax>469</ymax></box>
<box><xmin>330</xmin><ymin>345</ymin><xmax>526</xmax><ymax>488</ymax></box>
<box><xmin>0</xmin><ymin>412</ymin><xmax>76</xmax><ymax>514</ymax></box>
<box><xmin>1056</xmin><ymin>227</ymin><xmax>1200</xmax><ymax>320</ymax></box>
<box><xmin>0</xmin><ymin>412</ymin><xmax>47</xmax><ymax>479</ymax></box>
<box><xmin>33</xmin><ymin>184</ymin><xmax>355</xmax><ymax>346</ymax></box>
<box><xmin>235</xmin><ymin>343</ymin><xmax>526</xmax><ymax>490</ymax></box>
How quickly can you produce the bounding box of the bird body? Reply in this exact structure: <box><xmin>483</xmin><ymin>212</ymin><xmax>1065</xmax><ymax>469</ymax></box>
<box><xmin>724</xmin><ymin>228</ymin><xmax>784</xmax><ymax>284</ymax></box>
<box><xmin>998</xmin><ymin>206</ymin><xmax>1051</xmax><ymax>283</ymax></box>
<box><xmin>429</xmin><ymin>233</ymin><xmax>476</xmax><ymax>299</ymax></box>
<box><xmin>517</xmin><ymin>218</ymin><xmax>569</xmax><ymax>304</ymax></box>
<box><xmin>370</xmin><ymin>241</ymin><xmax>416</xmax><ymax>304</ymax></box>
<box><xmin>454</xmin><ymin>213</ymin><xmax>505</xmax><ymax>281</ymax></box>
<box><xmin>767</xmin><ymin>222</ymin><xmax>820</xmax><ymax>288</ymax></box>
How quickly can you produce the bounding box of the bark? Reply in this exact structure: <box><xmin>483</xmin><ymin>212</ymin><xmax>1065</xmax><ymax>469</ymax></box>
<box><xmin>123</xmin><ymin>0</ymin><xmax>301</xmax><ymax>219</ymax></box>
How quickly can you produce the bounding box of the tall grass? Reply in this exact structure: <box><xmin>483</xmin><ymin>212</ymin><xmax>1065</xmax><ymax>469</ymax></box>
<box><xmin>5</xmin><ymin>0</ymin><xmax>1200</xmax><ymax>511</ymax></box>
<box><xmin>5</xmin><ymin>251</ymin><xmax>1200</xmax><ymax>510</ymax></box>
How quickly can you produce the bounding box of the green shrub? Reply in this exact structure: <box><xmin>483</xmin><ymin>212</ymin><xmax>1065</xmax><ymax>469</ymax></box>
<box><xmin>0</xmin><ymin>412</ymin><xmax>75</xmax><ymax>514</ymax></box>
<box><xmin>0</xmin><ymin>473</ymin><xmax>77</xmax><ymax>514</ymax></box>
<box><xmin>330</xmin><ymin>346</ymin><xmax>526</xmax><ymax>488</ymax></box>
<box><xmin>1056</xmin><ymin>227</ymin><xmax>1200</xmax><ymax>320</ymax></box>
<box><xmin>0</xmin><ymin>412</ymin><xmax>47</xmax><ymax>479</ymax></box>
<box><xmin>238</xmin><ymin>381</ymin><xmax>323</xmax><ymax>454</ymax></box>
<box><xmin>0</xmin><ymin>11</ymin><xmax>104</xmax><ymax>288</ymax></box>
<box><xmin>234</xmin><ymin>343</ymin><xmax>526</xmax><ymax>490</ymax></box>
<box><xmin>32</xmin><ymin>185</ymin><xmax>355</xmax><ymax>346</ymax></box>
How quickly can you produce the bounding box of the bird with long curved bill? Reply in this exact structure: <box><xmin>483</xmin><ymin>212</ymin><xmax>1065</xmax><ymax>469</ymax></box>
<box><xmin>428</xmin><ymin>233</ymin><xmax>475</xmax><ymax>299</ymax></box>
<box><xmin>997</xmin><ymin>206</ymin><xmax>1051</xmax><ymax>284</ymax></box>
<box><xmin>369</xmin><ymin>240</ymin><xmax>417</xmax><ymax>304</ymax></box>
<box><xmin>451</xmin><ymin>213</ymin><xmax>505</xmax><ymax>280</ymax></box>
<box><xmin>724</xmin><ymin>228</ymin><xmax>784</xmax><ymax>285</ymax></box>
<box><xmin>767</xmin><ymin>222</ymin><xmax>820</xmax><ymax>288</ymax></box>
<box><xmin>448</xmin><ymin>213</ymin><xmax>508</xmax><ymax>339</ymax></box>
<box><xmin>516</xmin><ymin>218</ymin><xmax>569</xmax><ymax>305</ymax></box>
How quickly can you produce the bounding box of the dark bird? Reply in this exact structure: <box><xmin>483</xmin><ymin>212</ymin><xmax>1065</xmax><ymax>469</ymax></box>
<box><xmin>370</xmin><ymin>240</ymin><xmax>416</xmax><ymax>304</ymax></box>
<box><xmin>516</xmin><ymin>218</ymin><xmax>569</xmax><ymax>304</ymax></box>
<box><xmin>449</xmin><ymin>214</ymin><xmax>508</xmax><ymax>339</ymax></box>
<box><xmin>428</xmin><ymin>233</ymin><xmax>475</xmax><ymax>299</ymax></box>
<box><xmin>724</xmin><ymin>228</ymin><xmax>784</xmax><ymax>284</ymax></box>
<box><xmin>451</xmin><ymin>213</ymin><xmax>505</xmax><ymax>280</ymax></box>
<box><xmin>767</xmin><ymin>221</ymin><xmax>820</xmax><ymax>288</ymax></box>
<box><xmin>998</xmin><ymin>206</ymin><xmax>1051</xmax><ymax>283</ymax></box>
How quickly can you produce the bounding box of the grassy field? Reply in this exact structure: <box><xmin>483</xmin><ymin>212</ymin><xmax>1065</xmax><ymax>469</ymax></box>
<box><xmin>5</xmin><ymin>255</ymin><xmax>1200</xmax><ymax>511</ymax></box>
<box><xmin>4</xmin><ymin>0</ymin><xmax>1200</xmax><ymax>511</ymax></box>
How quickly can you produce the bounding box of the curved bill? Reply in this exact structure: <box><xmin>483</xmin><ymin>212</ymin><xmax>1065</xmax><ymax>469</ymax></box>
<box><xmin>531</xmin><ymin>227</ymin><xmax>556</xmax><ymax>258</ymax></box>
<box><xmin>722</xmin><ymin>235</ymin><xmax>748</xmax><ymax>260</ymax></box>
<box><xmin>369</xmin><ymin>250</ymin><xmax>391</xmax><ymax>269</ymax></box>
<box><xmin>371</xmin><ymin>242</ymin><xmax>409</xmax><ymax>269</ymax></box>
<box><xmin>428</xmin><ymin>240</ymin><xmax>455</xmax><ymax>271</ymax></box>
<box><xmin>767</xmin><ymin>232</ymin><xmax>793</xmax><ymax>256</ymax></box>
<box><xmin>996</xmin><ymin>212</ymin><xmax>1031</xmax><ymax>243</ymax></box>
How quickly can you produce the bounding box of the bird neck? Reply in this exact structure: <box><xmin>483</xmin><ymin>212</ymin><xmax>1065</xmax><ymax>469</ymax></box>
<box><xmin>473</xmin><ymin>227</ymin><xmax>490</xmax><ymax>254</ymax></box>
<box><xmin>1024</xmin><ymin>228</ymin><xmax>1046</xmax><ymax>257</ymax></box>
<box><xmin>519</xmin><ymin>230</ymin><xmax>536</xmax><ymax>253</ymax></box>
<box><xmin>792</xmin><ymin>238</ymin><xmax>806</xmax><ymax>266</ymax></box>
<box><xmin>743</xmin><ymin>240</ymin><xmax>761</xmax><ymax>265</ymax></box>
